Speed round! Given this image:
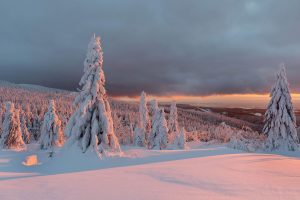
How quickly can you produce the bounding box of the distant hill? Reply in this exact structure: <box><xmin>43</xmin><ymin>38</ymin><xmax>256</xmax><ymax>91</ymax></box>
<box><xmin>0</xmin><ymin>80</ymin><xmax>70</xmax><ymax>94</ymax></box>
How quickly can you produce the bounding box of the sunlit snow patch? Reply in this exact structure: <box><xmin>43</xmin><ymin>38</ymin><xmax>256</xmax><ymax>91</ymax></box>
<box><xmin>22</xmin><ymin>155</ymin><xmax>40</xmax><ymax>166</ymax></box>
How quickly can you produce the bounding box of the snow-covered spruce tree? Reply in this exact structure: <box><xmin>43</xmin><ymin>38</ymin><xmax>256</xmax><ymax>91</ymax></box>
<box><xmin>134</xmin><ymin>124</ymin><xmax>144</xmax><ymax>147</ymax></box>
<box><xmin>40</xmin><ymin>100</ymin><xmax>64</xmax><ymax>150</ymax></box>
<box><xmin>168</xmin><ymin>101</ymin><xmax>179</xmax><ymax>143</ymax></box>
<box><xmin>149</xmin><ymin>100</ymin><xmax>168</xmax><ymax>149</ymax></box>
<box><xmin>30</xmin><ymin>105</ymin><xmax>40</xmax><ymax>140</ymax></box>
<box><xmin>65</xmin><ymin>35</ymin><xmax>120</xmax><ymax>155</ymax></box>
<box><xmin>135</xmin><ymin>91</ymin><xmax>150</xmax><ymax>146</ymax></box>
<box><xmin>20</xmin><ymin>110</ymin><xmax>31</xmax><ymax>144</ymax></box>
<box><xmin>24</xmin><ymin>103</ymin><xmax>33</xmax><ymax>132</ymax></box>
<box><xmin>155</xmin><ymin>109</ymin><xmax>168</xmax><ymax>149</ymax></box>
<box><xmin>263</xmin><ymin>64</ymin><xmax>299</xmax><ymax>151</ymax></box>
<box><xmin>129</xmin><ymin>122</ymin><xmax>134</xmax><ymax>144</ymax></box>
<box><xmin>1</xmin><ymin>102</ymin><xmax>25</xmax><ymax>150</ymax></box>
<box><xmin>0</xmin><ymin>103</ymin><xmax>4</xmax><ymax>135</ymax></box>
<box><xmin>148</xmin><ymin>100</ymin><xmax>159</xmax><ymax>148</ymax></box>
<box><xmin>174</xmin><ymin>127</ymin><xmax>186</xmax><ymax>149</ymax></box>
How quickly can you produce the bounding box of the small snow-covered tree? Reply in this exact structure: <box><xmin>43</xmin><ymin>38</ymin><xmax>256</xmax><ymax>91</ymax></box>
<box><xmin>173</xmin><ymin>127</ymin><xmax>186</xmax><ymax>149</ymax></box>
<box><xmin>129</xmin><ymin>123</ymin><xmax>134</xmax><ymax>144</ymax></box>
<box><xmin>263</xmin><ymin>64</ymin><xmax>299</xmax><ymax>151</ymax></box>
<box><xmin>1</xmin><ymin>102</ymin><xmax>25</xmax><ymax>150</ymax></box>
<box><xmin>20</xmin><ymin>110</ymin><xmax>30</xmax><ymax>144</ymax></box>
<box><xmin>24</xmin><ymin>104</ymin><xmax>32</xmax><ymax>126</ymax></box>
<box><xmin>40</xmin><ymin>100</ymin><xmax>64</xmax><ymax>150</ymax></box>
<box><xmin>65</xmin><ymin>35</ymin><xmax>121</xmax><ymax>155</ymax></box>
<box><xmin>213</xmin><ymin>122</ymin><xmax>234</xmax><ymax>143</ymax></box>
<box><xmin>168</xmin><ymin>101</ymin><xmax>179</xmax><ymax>143</ymax></box>
<box><xmin>0</xmin><ymin>103</ymin><xmax>4</xmax><ymax>134</ymax></box>
<box><xmin>134</xmin><ymin>125</ymin><xmax>144</xmax><ymax>147</ymax></box>
<box><xmin>149</xmin><ymin>100</ymin><xmax>168</xmax><ymax>149</ymax></box>
<box><xmin>30</xmin><ymin>105</ymin><xmax>40</xmax><ymax>140</ymax></box>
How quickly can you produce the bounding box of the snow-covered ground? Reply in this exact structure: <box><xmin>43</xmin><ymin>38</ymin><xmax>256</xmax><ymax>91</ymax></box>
<box><xmin>1</xmin><ymin>143</ymin><xmax>300</xmax><ymax>200</ymax></box>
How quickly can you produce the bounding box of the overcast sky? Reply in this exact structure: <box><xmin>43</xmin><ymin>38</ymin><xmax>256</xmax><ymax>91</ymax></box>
<box><xmin>1</xmin><ymin>0</ymin><xmax>300</xmax><ymax>97</ymax></box>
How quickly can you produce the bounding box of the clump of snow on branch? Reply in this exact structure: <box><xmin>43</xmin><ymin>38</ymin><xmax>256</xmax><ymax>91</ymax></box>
<box><xmin>263</xmin><ymin>64</ymin><xmax>299</xmax><ymax>151</ymax></box>
<box><xmin>40</xmin><ymin>100</ymin><xmax>64</xmax><ymax>150</ymax></box>
<box><xmin>64</xmin><ymin>35</ymin><xmax>121</xmax><ymax>155</ymax></box>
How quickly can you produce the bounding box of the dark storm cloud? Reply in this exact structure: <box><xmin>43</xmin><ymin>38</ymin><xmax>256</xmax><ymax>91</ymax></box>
<box><xmin>1</xmin><ymin>0</ymin><xmax>300</xmax><ymax>96</ymax></box>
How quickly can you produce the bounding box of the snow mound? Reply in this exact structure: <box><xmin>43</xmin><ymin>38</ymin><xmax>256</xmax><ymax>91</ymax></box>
<box><xmin>22</xmin><ymin>155</ymin><xmax>39</xmax><ymax>166</ymax></box>
<box><xmin>229</xmin><ymin>135</ymin><xmax>259</xmax><ymax>152</ymax></box>
<box><xmin>252</xmin><ymin>113</ymin><xmax>262</xmax><ymax>117</ymax></box>
<box><xmin>228</xmin><ymin>130</ymin><xmax>266</xmax><ymax>152</ymax></box>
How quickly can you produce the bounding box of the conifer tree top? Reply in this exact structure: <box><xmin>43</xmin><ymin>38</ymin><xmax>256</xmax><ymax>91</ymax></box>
<box><xmin>75</xmin><ymin>35</ymin><xmax>107</xmax><ymax>106</ymax></box>
<box><xmin>141</xmin><ymin>91</ymin><xmax>146</xmax><ymax>99</ymax></box>
<box><xmin>265</xmin><ymin>63</ymin><xmax>295</xmax><ymax>121</ymax></box>
<box><xmin>83</xmin><ymin>35</ymin><xmax>103</xmax><ymax>73</ymax></box>
<box><xmin>270</xmin><ymin>63</ymin><xmax>290</xmax><ymax>96</ymax></box>
<box><xmin>48</xmin><ymin>100</ymin><xmax>55</xmax><ymax>112</ymax></box>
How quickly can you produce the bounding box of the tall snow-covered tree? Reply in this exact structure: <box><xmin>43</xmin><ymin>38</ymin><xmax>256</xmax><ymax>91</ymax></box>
<box><xmin>149</xmin><ymin>100</ymin><xmax>168</xmax><ymax>149</ymax></box>
<box><xmin>1</xmin><ymin>102</ymin><xmax>25</xmax><ymax>150</ymax></box>
<box><xmin>263</xmin><ymin>64</ymin><xmax>299</xmax><ymax>151</ymax></box>
<box><xmin>148</xmin><ymin>100</ymin><xmax>159</xmax><ymax>148</ymax></box>
<box><xmin>168</xmin><ymin>101</ymin><xmax>179</xmax><ymax>143</ymax></box>
<box><xmin>40</xmin><ymin>100</ymin><xmax>64</xmax><ymax>150</ymax></box>
<box><xmin>135</xmin><ymin>91</ymin><xmax>150</xmax><ymax>146</ymax></box>
<box><xmin>65</xmin><ymin>35</ymin><xmax>121</xmax><ymax>155</ymax></box>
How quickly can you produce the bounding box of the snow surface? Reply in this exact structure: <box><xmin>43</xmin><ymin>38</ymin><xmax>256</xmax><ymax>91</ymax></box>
<box><xmin>1</xmin><ymin>143</ymin><xmax>300</xmax><ymax>200</ymax></box>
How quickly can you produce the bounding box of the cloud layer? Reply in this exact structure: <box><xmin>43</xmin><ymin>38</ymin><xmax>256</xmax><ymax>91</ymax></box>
<box><xmin>1</xmin><ymin>0</ymin><xmax>300</xmax><ymax>96</ymax></box>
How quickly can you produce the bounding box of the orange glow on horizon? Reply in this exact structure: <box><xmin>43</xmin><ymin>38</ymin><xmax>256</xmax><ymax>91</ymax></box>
<box><xmin>113</xmin><ymin>93</ymin><xmax>300</xmax><ymax>108</ymax></box>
